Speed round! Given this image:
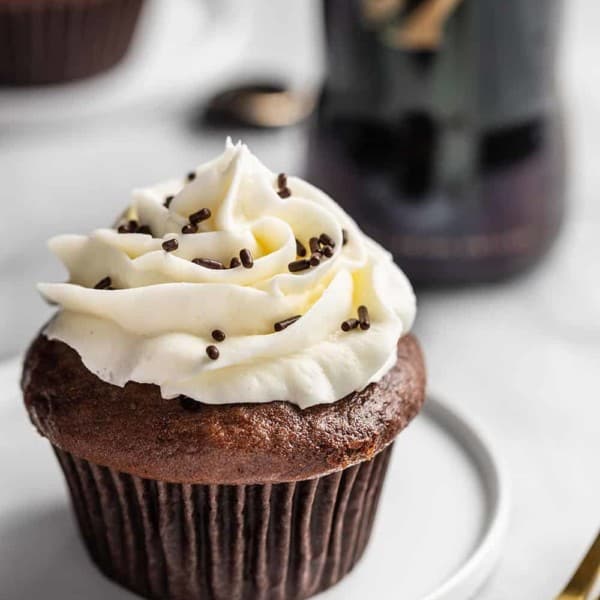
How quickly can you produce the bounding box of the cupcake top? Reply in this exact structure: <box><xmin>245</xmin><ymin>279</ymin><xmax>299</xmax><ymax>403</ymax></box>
<box><xmin>40</xmin><ymin>139</ymin><xmax>415</xmax><ymax>409</ymax></box>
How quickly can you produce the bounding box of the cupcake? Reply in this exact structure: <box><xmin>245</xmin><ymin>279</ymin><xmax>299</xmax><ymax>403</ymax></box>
<box><xmin>0</xmin><ymin>0</ymin><xmax>145</xmax><ymax>85</ymax></box>
<box><xmin>22</xmin><ymin>140</ymin><xmax>425</xmax><ymax>599</ymax></box>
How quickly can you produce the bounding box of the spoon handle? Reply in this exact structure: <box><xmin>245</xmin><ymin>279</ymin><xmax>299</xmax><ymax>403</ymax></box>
<box><xmin>556</xmin><ymin>532</ymin><xmax>600</xmax><ymax>600</ymax></box>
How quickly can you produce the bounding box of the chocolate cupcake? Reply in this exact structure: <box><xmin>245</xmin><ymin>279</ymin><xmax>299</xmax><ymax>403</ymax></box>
<box><xmin>0</xmin><ymin>0</ymin><xmax>145</xmax><ymax>85</ymax></box>
<box><xmin>22</xmin><ymin>140</ymin><xmax>426</xmax><ymax>599</ymax></box>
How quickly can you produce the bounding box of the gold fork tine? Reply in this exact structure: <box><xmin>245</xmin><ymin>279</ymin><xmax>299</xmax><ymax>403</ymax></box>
<box><xmin>556</xmin><ymin>532</ymin><xmax>600</xmax><ymax>600</ymax></box>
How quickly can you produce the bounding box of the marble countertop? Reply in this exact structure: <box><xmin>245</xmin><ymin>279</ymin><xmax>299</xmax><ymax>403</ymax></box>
<box><xmin>1</xmin><ymin>1</ymin><xmax>598</xmax><ymax>598</ymax></box>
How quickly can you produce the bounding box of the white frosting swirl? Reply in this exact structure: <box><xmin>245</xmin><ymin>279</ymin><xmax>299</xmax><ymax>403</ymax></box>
<box><xmin>40</xmin><ymin>140</ymin><xmax>416</xmax><ymax>409</ymax></box>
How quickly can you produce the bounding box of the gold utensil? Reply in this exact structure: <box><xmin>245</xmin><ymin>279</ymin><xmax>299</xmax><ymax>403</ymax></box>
<box><xmin>556</xmin><ymin>532</ymin><xmax>600</xmax><ymax>600</ymax></box>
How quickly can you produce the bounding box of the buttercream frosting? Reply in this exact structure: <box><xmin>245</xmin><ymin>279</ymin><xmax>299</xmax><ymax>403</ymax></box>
<box><xmin>40</xmin><ymin>140</ymin><xmax>416</xmax><ymax>409</ymax></box>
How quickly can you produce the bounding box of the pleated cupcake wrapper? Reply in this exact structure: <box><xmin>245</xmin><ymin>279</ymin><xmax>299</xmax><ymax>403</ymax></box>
<box><xmin>54</xmin><ymin>444</ymin><xmax>393</xmax><ymax>600</ymax></box>
<box><xmin>0</xmin><ymin>0</ymin><xmax>144</xmax><ymax>85</ymax></box>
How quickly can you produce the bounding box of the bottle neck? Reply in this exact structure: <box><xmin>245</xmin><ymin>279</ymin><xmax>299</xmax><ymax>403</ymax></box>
<box><xmin>321</xmin><ymin>0</ymin><xmax>561</xmax><ymax>130</ymax></box>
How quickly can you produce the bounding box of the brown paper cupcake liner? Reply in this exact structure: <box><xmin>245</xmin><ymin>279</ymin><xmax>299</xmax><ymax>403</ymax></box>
<box><xmin>0</xmin><ymin>0</ymin><xmax>145</xmax><ymax>85</ymax></box>
<box><xmin>53</xmin><ymin>443</ymin><xmax>393</xmax><ymax>600</ymax></box>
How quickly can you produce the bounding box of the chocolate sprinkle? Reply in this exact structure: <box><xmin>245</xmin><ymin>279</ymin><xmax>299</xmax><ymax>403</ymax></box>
<box><xmin>118</xmin><ymin>221</ymin><xmax>137</xmax><ymax>234</ymax></box>
<box><xmin>212</xmin><ymin>329</ymin><xmax>226</xmax><ymax>342</ymax></box>
<box><xmin>192</xmin><ymin>258</ymin><xmax>224</xmax><ymax>270</ymax></box>
<box><xmin>288</xmin><ymin>259</ymin><xmax>311</xmax><ymax>273</ymax></box>
<box><xmin>182</xmin><ymin>223</ymin><xmax>198</xmax><ymax>234</ymax></box>
<box><xmin>309</xmin><ymin>237</ymin><xmax>321</xmax><ymax>254</ymax></box>
<box><xmin>189</xmin><ymin>208</ymin><xmax>211</xmax><ymax>225</ymax></box>
<box><xmin>319</xmin><ymin>233</ymin><xmax>335</xmax><ymax>248</ymax></box>
<box><xmin>295</xmin><ymin>238</ymin><xmax>307</xmax><ymax>257</ymax></box>
<box><xmin>278</xmin><ymin>187</ymin><xmax>292</xmax><ymax>199</ymax></box>
<box><xmin>240</xmin><ymin>248</ymin><xmax>254</xmax><ymax>268</ymax></box>
<box><xmin>322</xmin><ymin>245</ymin><xmax>334</xmax><ymax>258</ymax></box>
<box><xmin>164</xmin><ymin>195</ymin><xmax>174</xmax><ymax>208</ymax></box>
<box><xmin>162</xmin><ymin>238</ymin><xmax>179</xmax><ymax>252</ymax></box>
<box><xmin>277</xmin><ymin>173</ymin><xmax>287</xmax><ymax>189</ymax></box>
<box><xmin>94</xmin><ymin>276</ymin><xmax>112</xmax><ymax>290</ymax></box>
<box><xmin>206</xmin><ymin>345</ymin><xmax>220</xmax><ymax>360</ymax></box>
<box><xmin>309</xmin><ymin>253</ymin><xmax>322</xmax><ymax>267</ymax></box>
<box><xmin>186</xmin><ymin>171</ymin><xmax>197</xmax><ymax>182</ymax></box>
<box><xmin>341</xmin><ymin>318</ymin><xmax>359</xmax><ymax>332</ymax></box>
<box><xmin>229</xmin><ymin>256</ymin><xmax>241</xmax><ymax>269</ymax></box>
<box><xmin>274</xmin><ymin>315</ymin><xmax>301</xmax><ymax>332</ymax></box>
<box><xmin>358</xmin><ymin>305</ymin><xmax>371</xmax><ymax>330</ymax></box>
<box><xmin>342</xmin><ymin>229</ymin><xmax>348</xmax><ymax>245</ymax></box>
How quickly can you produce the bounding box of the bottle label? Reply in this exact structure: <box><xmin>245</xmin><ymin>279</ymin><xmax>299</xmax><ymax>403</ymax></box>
<box><xmin>478</xmin><ymin>0</ymin><xmax>561</xmax><ymax>128</ymax></box>
<box><xmin>324</xmin><ymin>0</ymin><xmax>561</xmax><ymax>129</ymax></box>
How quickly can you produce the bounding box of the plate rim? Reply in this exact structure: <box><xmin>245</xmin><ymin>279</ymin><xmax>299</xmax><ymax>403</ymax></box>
<box><xmin>418</xmin><ymin>395</ymin><xmax>510</xmax><ymax>600</ymax></box>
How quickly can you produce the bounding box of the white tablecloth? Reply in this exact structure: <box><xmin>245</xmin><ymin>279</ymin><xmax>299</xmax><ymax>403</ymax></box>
<box><xmin>0</xmin><ymin>1</ymin><xmax>598</xmax><ymax>598</ymax></box>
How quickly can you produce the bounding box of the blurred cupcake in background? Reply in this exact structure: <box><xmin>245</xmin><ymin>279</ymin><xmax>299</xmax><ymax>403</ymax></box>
<box><xmin>0</xmin><ymin>0</ymin><xmax>145</xmax><ymax>85</ymax></box>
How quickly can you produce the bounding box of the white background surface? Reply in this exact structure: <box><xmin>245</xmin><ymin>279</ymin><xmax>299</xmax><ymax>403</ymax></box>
<box><xmin>1</xmin><ymin>1</ymin><xmax>599</xmax><ymax>598</ymax></box>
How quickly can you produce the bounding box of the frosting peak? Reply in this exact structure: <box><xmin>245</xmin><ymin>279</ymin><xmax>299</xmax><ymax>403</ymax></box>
<box><xmin>40</xmin><ymin>140</ymin><xmax>416</xmax><ymax>408</ymax></box>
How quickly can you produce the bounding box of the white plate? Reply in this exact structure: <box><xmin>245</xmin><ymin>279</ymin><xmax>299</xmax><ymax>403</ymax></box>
<box><xmin>0</xmin><ymin>357</ymin><xmax>508</xmax><ymax>600</ymax></box>
<box><xmin>0</xmin><ymin>0</ymin><xmax>251</xmax><ymax>127</ymax></box>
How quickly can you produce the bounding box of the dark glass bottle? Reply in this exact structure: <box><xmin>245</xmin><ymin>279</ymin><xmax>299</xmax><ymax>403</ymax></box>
<box><xmin>306</xmin><ymin>0</ymin><xmax>566</xmax><ymax>285</ymax></box>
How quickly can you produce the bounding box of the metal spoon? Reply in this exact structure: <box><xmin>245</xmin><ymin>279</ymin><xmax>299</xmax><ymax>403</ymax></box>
<box><xmin>203</xmin><ymin>82</ymin><xmax>317</xmax><ymax>129</ymax></box>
